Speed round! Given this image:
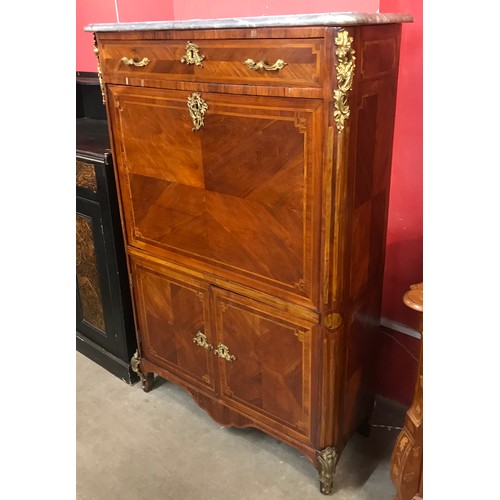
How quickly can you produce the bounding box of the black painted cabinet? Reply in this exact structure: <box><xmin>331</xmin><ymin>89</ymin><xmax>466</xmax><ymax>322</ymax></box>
<box><xmin>76</xmin><ymin>83</ymin><xmax>138</xmax><ymax>383</ymax></box>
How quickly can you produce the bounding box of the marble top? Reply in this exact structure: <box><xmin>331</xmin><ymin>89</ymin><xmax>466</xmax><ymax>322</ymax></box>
<box><xmin>85</xmin><ymin>12</ymin><xmax>413</xmax><ymax>32</ymax></box>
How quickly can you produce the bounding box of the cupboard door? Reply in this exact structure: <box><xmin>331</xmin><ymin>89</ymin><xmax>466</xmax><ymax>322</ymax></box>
<box><xmin>212</xmin><ymin>287</ymin><xmax>317</xmax><ymax>441</ymax></box>
<box><xmin>130</xmin><ymin>256</ymin><xmax>217</xmax><ymax>394</ymax></box>
<box><xmin>76</xmin><ymin>198</ymin><xmax>117</xmax><ymax>354</ymax></box>
<box><xmin>108</xmin><ymin>85</ymin><xmax>323</xmax><ymax>308</ymax></box>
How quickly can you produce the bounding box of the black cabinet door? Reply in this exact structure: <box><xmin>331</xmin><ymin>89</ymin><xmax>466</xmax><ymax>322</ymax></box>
<box><xmin>76</xmin><ymin>150</ymin><xmax>137</xmax><ymax>383</ymax></box>
<box><xmin>76</xmin><ymin>196</ymin><xmax>117</xmax><ymax>353</ymax></box>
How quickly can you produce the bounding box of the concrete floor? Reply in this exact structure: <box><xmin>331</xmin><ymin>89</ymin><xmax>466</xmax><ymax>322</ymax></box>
<box><xmin>76</xmin><ymin>352</ymin><xmax>406</xmax><ymax>500</ymax></box>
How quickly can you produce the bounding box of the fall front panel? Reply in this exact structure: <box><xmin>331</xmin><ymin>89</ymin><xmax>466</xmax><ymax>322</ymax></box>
<box><xmin>108</xmin><ymin>86</ymin><xmax>323</xmax><ymax>307</ymax></box>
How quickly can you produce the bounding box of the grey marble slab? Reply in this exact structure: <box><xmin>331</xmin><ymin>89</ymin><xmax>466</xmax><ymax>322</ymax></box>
<box><xmin>85</xmin><ymin>12</ymin><xmax>413</xmax><ymax>32</ymax></box>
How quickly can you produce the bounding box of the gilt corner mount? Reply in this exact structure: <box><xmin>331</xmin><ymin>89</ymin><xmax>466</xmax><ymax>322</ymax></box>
<box><xmin>333</xmin><ymin>30</ymin><xmax>356</xmax><ymax>132</ymax></box>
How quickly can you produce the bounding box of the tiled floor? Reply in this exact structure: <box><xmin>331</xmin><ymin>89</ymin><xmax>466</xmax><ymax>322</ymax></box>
<box><xmin>76</xmin><ymin>352</ymin><xmax>406</xmax><ymax>499</ymax></box>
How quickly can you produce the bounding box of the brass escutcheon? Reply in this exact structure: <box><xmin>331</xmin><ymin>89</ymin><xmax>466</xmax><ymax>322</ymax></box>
<box><xmin>187</xmin><ymin>92</ymin><xmax>208</xmax><ymax>131</ymax></box>
<box><xmin>181</xmin><ymin>41</ymin><xmax>205</xmax><ymax>66</ymax></box>
<box><xmin>193</xmin><ymin>331</ymin><xmax>213</xmax><ymax>351</ymax></box>
<box><xmin>214</xmin><ymin>343</ymin><xmax>236</xmax><ymax>362</ymax></box>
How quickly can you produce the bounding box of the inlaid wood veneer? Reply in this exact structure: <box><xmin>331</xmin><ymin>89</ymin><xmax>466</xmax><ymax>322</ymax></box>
<box><xmin>87</xmin><ymin>12</ymin><xmax>412</xmax><ymax>494</ymax></box>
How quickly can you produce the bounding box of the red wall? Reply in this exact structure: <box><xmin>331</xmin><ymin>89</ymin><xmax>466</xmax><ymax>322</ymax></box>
<box><xmin>77</xmin><ymin>0</ymin><xmax>175</xmax><ymax>72</ymax></box>
<box><xmin>77</xmin><ymin>1</ymin><xmax>377</xmax><ymax>71</ymax></box>
<box><xmin>77</xmin><ymin>0</ymin><xmax>117</xmax><ymax>72</ymax></box>
<box><xmin>173</xmin><ymin>1</ymin><xmax>378</xmax><ymax>21</ymax></box>
<box><xmin>377</xmin><ymin>0</ymin><xmax>422</xmax><ymax>405</ymax></box>
<box><xmin>76</xmin><ymin>0</ymin><xmax>423</xmax><ymax>405</ymax></box>
<box><xmin>379</xmin><ymin>0</ymin><xmax>423</xmax><ymax>331</ymax></box>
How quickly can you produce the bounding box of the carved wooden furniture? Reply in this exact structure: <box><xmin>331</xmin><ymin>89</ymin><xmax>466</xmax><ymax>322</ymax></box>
<box><xmin>86</xmin><ymin>12</ymin><xmax>412</xmax><ymax>494</ymax></box>
<box><xmin>76</xmin><ymin>90</ymin><xmax>138</xmax><ymax>383</ymax></box>
<box><xmin>390</xmin><ymin>283</ymin><xmax>423</xmax><ymax>499</ymax></box>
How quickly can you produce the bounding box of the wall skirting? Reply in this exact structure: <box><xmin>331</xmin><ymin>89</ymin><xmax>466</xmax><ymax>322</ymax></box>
<box><xmin>380</xmin><ymin>317</ymin><xmax>421</xmax><ymax>339</ymax></box>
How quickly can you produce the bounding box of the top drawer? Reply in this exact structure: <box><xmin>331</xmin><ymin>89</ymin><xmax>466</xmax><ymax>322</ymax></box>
<box><xmin>98</xmin><ymin>38</ymin><xmax>323</xmax><ymax>89</ymax></box>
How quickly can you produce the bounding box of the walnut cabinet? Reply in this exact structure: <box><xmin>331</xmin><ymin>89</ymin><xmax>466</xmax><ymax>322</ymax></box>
<box><xmin>87</xmin><ymin>12</ymin><xmax>412</xmax><ymax>494</ymax></box>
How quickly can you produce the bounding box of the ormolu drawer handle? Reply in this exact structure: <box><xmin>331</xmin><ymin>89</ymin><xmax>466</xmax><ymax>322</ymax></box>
<box><xmin>214</xmin><ymin>343</ymin><xmax>236</xmax><ymax>362</ymax></box>
<box><xmin>121</xmin><ymin>56</ymin><xmax>150</xmax><ymax>67</ymax></box>
<box><xmin>243</xmin><ymin>58</ymin><xmax>287</xmax><ymax>71</ymax></box>
<box><xmin>193</xmin><ymin>331</ymin><xmax>213</xmax><ymax>351</ymax></box>
<box><xmin>181</xmin><ymin>41</ymin><xmax>205</xmax><ymax>67</ymax></box>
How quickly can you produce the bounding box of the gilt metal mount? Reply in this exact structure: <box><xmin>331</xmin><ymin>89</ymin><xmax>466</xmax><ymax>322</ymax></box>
<box><xmin>243</xmin><ymin>58</ymin><xmax>287</xmax><ymax>71</ymax></box>
<box><xmin>181</xmin><ymin>41</ymin><xmax>205</xmax><ymax>67</ymax></box>
<box><xmin>187</xmin><ymin>92</ymin><xmax>208</xmax><ymax>131</ymax></box>
<box><xmin>121</xmin><ymin>56</ymin><xmax>150</xmax><ymax>67</ymax></box>
<box><xmin>193</xmin><ymin>331</ymin><xmax>213</xmax><ymax>351</ymax></box>
<box><xmin>214</xmin><ymin>343</ymin><xmax>236</xmax><ymax>362</ymax></box>
<box><xmin>317</xmin><ymin>446</ymin><xmax>339</xmax><ymax>495</ymax></box>
<box><xmin>323</xmin><ymin>312</ymin><xmax>343</xmax><ymax>330</ymax></box>
<box><xmin>333</xmin><ymin>30</ymin><xmax>356</xmax><ymax>132</ymax></box>
<box><xmin>92</xmin><ymin>34</ymin><xmax>105</xmax><ymax>104</ymax></box>
<box><xmin>131</xmin><ymin>350</ymin><xmax>152</xmax><ymax>391</ymax></box>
